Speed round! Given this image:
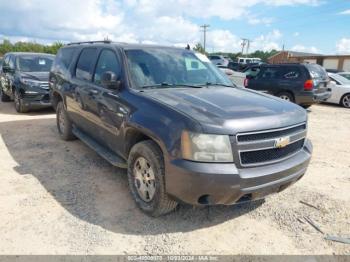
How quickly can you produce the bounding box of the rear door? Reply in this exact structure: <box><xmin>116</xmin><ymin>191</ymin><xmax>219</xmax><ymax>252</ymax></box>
<box><xmin>248</xmin><ymin>66</ymin><xmax>281</xmax><ymax>93</ymax></box>
<box><xmin>68</xmin><ymin>47</ymin><xmax>99</xmax><ymax>136</ymax></box>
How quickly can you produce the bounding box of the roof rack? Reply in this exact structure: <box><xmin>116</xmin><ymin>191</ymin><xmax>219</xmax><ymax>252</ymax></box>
<box><xmin>67</xmin><ymin>40</ymin><xmax>112</xmax><ymax>46</ymax></box>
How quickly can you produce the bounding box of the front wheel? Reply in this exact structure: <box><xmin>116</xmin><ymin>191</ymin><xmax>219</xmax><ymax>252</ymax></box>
<box><xmin>127</xmin><ymin>140</ymin><xmax>178</xmax><ymax>216</ymax></box>
<box><xmin>340</xmin><ymin>94</ymin><xmax>350</xmax><ymax>108</ymax></box>
<box><xmin>14</xmin><ymin>90</ymin><xmax>28</xmax><ymax>113</ymax></box>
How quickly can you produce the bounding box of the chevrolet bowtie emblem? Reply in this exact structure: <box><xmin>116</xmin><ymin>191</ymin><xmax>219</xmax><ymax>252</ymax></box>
<box><xmin>275</xmin><ymin>136</ymin><xmax>290</xmax><ymax>148</ymax></box>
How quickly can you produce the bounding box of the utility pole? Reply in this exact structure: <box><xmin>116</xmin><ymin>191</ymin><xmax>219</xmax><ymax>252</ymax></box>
<box><xmin>241</xmin><ymin>38</ymin><xmax>252</xmax><ymax>57</ymax></box>
<box><xmin>200</xmin><ymin>24</ymin><xmax>210</xmax><ymax>53</ymax></box>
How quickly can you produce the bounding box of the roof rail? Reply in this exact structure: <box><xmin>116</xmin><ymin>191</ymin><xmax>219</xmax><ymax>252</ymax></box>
<box><xmin>67</xmin><ymin>40</ymin><xmax>112</xmax><ymax>46</ymax></box>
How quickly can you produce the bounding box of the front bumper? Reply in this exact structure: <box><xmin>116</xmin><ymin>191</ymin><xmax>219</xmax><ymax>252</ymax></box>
<box><xmin>296</xmin><ymin>90</ymin><xmax>331</xmax><ymax>105</ymax></box>
<box><xmin>165</xmin><ymin>139</ymin><xmax>312</xmax><ymax>205</ymax></box>
<box><xmin>21</xmin><ymin>92</ymin><xmax>52</xmax><ymax>109</ymax></box>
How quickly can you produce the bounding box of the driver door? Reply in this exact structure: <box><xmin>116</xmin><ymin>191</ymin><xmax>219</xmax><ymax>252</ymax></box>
<box><xmin>88</xmin><ymin>48</ymin><xmax>127</xmax><ymax>156</ymax></box>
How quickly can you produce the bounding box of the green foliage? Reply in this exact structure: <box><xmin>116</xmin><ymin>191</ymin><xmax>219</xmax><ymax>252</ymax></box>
<box><xmin>192</xmin><ymin>43</ymin><xmax>206</xmax><ymax>54</ymax></box>
<box><xmin>0</xmin><ymin>40</ymin><xmax>64</xmax><ymax>56</ymax></box>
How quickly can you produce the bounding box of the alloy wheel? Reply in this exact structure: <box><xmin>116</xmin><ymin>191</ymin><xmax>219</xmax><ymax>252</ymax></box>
<box><xmin>342</xmin><ymin>95</ymin><xmax>350</xmax><ymax>108</ymax></box>
<box><xmin>133</xmin><ymin>157</ymin><xmax>156</xmax><ymax>202</ymax></box>
<box><xmin>280</xmin><ymin>95</ymin><xmax>291</xmax><ymax>101</ymax></box>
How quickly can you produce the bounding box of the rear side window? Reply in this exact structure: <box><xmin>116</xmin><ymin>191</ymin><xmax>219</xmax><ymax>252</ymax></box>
<box><xmin>75</xmin><ymin>48</ymin><xmax>98</xmax><ymax>81</ymax></box>
<box><xmin>305</xmin><ymin>64</ymin><xmax>327</xmax><ymax>79</ymax></box>
<box><xmin>259</xmin><ymin>67</ymin><xmax>281</xmax><ymax>79</ymax></box>
<box><xmin>56</xmin><ymin>47</ymin><xmax>76</xmax><ymax>69</ymax></box>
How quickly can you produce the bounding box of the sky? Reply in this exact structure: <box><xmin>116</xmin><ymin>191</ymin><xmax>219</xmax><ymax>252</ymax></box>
<box><xmin>0</xmin><ymin>0</ymin><xmax>349</xmax><ymax>54</ymax></box>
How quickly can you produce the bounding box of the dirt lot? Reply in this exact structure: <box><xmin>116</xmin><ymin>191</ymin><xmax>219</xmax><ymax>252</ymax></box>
<box><xmin>0</xmin><ymin>101</ymin><xmax>349</xmax><ymax>255</ymax></box>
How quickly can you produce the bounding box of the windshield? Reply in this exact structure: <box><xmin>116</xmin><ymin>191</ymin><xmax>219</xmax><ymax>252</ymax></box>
<box><xmin>17</xmin><ymin>55</ymin><xmax>54</xmax><ymax>72</ymax></box>
<box><xmin>124</xmin><ymin>48</ymin><xmax>232</xmax><ymax>89</ymax></box>
<box><xmin>332</xmin><ymin>74</ymin><xmax>350</xmax><ymax>85</ymax></box>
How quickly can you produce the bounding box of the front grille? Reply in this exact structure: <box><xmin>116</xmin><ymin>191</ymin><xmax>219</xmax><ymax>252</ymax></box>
<box><xmin>40</xmin><ymin>83</ymin><xmax>49</xmax><ymax>90</ymax></box>
<box><xmin>237</xmin><ymin>124</ymin><xmax>306</xmax><ymax>142</ymax></box>
<box><xmin>240</xmin><ymin>139</ymin><xmax>305</xmax><ymax>165</ymax></box>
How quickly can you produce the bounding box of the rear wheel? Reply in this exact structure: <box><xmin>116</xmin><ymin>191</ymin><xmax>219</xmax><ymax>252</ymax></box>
<box><xmin>277</xmin><ymin>92</ymin><xmax>294</xmax><ymax>103</ymax></box>
<box><xmin>127</xmin><ymin>140</ymin><xmax>178</xmax><ymax>216</ymax></box>
<box><xmin>340</xmin><ymin>93</ymin><xmax>350</xmax><ymax>108</ymax></box>
<box><xmin>0</xmin><ymin>87</ymin><xmax>11</xmax><ymax>102</ymax></box>
<box><xmin>56</xmin><ymin>101</ymin><xmax>76</xmax><ymax>140</ymax></box>
<box><xmin>14</xmin><ymin>90</ymin><xmax>28</xmax><ymax>113</ymax></box>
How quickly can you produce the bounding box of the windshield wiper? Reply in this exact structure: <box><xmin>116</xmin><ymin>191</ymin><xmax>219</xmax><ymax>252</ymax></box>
<box><xmin>141</xmin><ymin>82</ymin><xmax>202</xmax><ymax>89</ymax></box>
<box><xmin>200</xmin><ymin>82</ymin><xmax>235</xmax><ymax>87</ymax></box>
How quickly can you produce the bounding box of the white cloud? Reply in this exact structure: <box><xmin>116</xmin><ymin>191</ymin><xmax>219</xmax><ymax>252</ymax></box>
<box><xmin>291</xmin><ymin>44</ymin><xmax>320</xmax><ymax>53</ymax></box>
<box><xmin>293</xmin><ymin>32</ymin><xmax>300</xmax><ymax>37</ymax></box>
<box><xmin>339</xmin><ymin>9</ymin><xmax>350</xmax><ymax>15</ymax></box>
<box><xmin>0</xmin><ymin>0</ymin><xmax>322</xmax><ymax>52</ymax></box>
<box><xmin>248</xmin><ymin>17</ymin><xmax>274</xmax><ymax>25</ymax></box>
<box><xmin>336</xmin><ymin>38</ymin><xmax>350</xmax><ymax>54</ymax></box>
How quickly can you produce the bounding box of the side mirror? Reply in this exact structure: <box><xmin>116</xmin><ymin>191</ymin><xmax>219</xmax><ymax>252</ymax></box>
<box><xmin>246</xmin><ymin>74</ymin><xmax>254</xmax><ymax>80</ymax></box>
<box><xmin>2</xmin><ymin>66</ymin><xmax>13</xmax><ymax>73</ymax></box>
<box><xmin>330</xmin><ymin>80</ymin><xmax>337</xmax><ymax>86</ymax></box>
<box><xmin>101</xmin><ymin>71</ymin><xmax>121</xmax><ymax>90</ymax></box>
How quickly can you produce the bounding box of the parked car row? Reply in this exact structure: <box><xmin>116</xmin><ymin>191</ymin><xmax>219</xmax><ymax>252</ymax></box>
<box><xmin>0</xmin><ymin>42</ymin><xmax>313</xmax><ymax>216</ymax></box>
<box><xmin>216</xmin><ymin>59</ymin><xmax>350</xmax><ymax>109</ymax></box>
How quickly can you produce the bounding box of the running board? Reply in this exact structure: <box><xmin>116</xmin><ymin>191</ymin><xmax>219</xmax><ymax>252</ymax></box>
<box><xmin>72</xmin><ymin>128</ymin><xmax>127</xmax><ymax>169</ymax></box>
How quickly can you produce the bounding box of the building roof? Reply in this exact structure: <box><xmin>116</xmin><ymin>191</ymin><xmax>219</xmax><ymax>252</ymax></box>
<box><xmin>268</xmin><ymin>50</ymin><xmax>323</xmax><ymax>60</ymax></box>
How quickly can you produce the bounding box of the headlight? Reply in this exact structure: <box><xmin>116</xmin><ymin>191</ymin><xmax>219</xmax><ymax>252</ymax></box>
<box><xmin>181</xmin><ymin>131</ymin><xmax>233</xmax><ymax>162</ymax></box>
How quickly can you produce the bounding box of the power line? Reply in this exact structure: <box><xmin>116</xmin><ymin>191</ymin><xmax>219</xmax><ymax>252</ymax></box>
<box><xmin>200</xmin><ymin>24</ymin><xmax>210</xmax><ymax>53</ymax></box>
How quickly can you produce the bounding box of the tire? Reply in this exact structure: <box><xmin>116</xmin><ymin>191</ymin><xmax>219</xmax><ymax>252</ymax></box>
<box><xmin>0</xmin><ymin>87</ymin><xmax>11</xmax><ymax>102</ymax></box>
<box><xmin>56</xmin><ymin>101</ymin><xmax>76</xmax><ymax>140</ymax></box>
<box><xmin>277</xmin><ymin>92</ymin><xmax>294</xmax><ymax>103</ymax></box>
<box><xmin>127</xmin><ymin>140</ymin><xmax>178</xmax><ymax>216</ymax></box>
<box><xmin>340</xmin><ymin>93</ymin><xmax>350</xmax><ymax>108</ymax></box>
<box><xmin>301</xmin><ymin>105</ymin><xmax>312</xmax><ymax>109</ymax></box>
<box><xmin>14</xmin><ymin>89</ymin><xmax>29</xmax><ymax>113</ymax></box>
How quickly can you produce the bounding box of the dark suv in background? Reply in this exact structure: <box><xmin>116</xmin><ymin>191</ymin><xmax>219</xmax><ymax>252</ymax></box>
<box><xmin>50</xmin><ymin>41</ymin><xmax>312</xmax><ymax>216</ymax></box>
<box><xmin>0</xmin><ymin>52</ymin><xmax>54</xmax><ymax>112</ymax></box>
<box><xmin>244</xmin><ymin>63</ymin><xmax>331</xmax><ymax>108</ymax></box>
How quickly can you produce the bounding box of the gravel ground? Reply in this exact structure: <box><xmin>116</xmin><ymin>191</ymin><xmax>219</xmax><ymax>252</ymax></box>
<box><xmin>0</xmin><ymin>101</ymin><xmax>349</xmax><ymax>255</ymax></box>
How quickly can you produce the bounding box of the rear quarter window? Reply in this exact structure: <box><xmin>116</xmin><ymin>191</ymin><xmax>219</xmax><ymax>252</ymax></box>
<box><xmin>53</xmin><ymin>47</ymin><xmax>77</xmax><ymax>74</ymax></box>
<box><xmin>282</xmin><ymin>67</ymin><xmax>302</xmax><ymax>79</ymax></box>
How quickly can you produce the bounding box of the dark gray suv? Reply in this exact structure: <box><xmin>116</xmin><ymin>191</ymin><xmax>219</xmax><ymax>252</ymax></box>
<box><xmin>50</xmin><ymin>41</ymin><xmax>312</xmax><ymax>216</ymax></box>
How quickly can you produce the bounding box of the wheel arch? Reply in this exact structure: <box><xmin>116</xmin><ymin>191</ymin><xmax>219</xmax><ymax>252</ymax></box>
<box><xmin>51</xmin><ymin>91</ymin><xmax>64</xmax><ymax>111</ymax></box>
<box><xmin>124</xmin><ymin>126</ymin><xmax>166</xmax><ymax>161</ymax></box>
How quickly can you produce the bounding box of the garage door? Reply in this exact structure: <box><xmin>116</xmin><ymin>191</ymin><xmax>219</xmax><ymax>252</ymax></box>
<box><xmin>303</xmin><ymin>59</ymin><xmax>317</xmax><ymax>64</ymax></box>
<box><xmin>343</xmin><ymin>59</ymin><xmax>350</xmax><ymax>71</ymax></box>
<box><xmin>323</xmin><ymin>59</ymin><xmax>339</xmax><ymax>70</ymax></box>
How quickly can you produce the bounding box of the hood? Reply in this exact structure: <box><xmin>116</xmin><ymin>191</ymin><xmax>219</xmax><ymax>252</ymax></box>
<box><xmin>142</xmin><ymin>87</ymin><xmax>307</xmax><ymax>134</ymax></box>
<box><xmin>19</xmin><ymin>71</ymin><xmax>49</xmax><ymax>82</ymax></box>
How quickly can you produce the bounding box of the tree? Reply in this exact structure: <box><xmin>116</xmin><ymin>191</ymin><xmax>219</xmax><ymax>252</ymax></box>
<box><xmin>0</xmin><ymin>40</ymin><xmax>65</xmax><ymax>56</ymax></box>
<box><xmin>193</xmin><ymin>43</ymin><xmax>206</xmax><ymax>54</ymax></box>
